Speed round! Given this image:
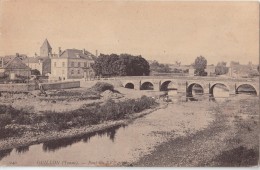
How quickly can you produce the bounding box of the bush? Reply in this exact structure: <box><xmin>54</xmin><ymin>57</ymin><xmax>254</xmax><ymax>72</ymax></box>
<box><xmin>39</xmin><ymin>95</ymin><xmax>156</xmax><ymax>130</ymax></box>
<box><xmin>90</xmin><ymin>82</ymin><xmax>114</xmax><ymax>92</ymax></box>
<box><xmin>0</xmin><ymin>96</ymin><xmax>157</xmax><ymax>137</ymax></box>
<box><xmin>0</xmin><ymin>114</ymin><xmax>12</xmax><ymax>128</ymax></box>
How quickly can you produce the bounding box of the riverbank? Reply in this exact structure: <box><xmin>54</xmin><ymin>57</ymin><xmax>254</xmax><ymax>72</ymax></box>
<box><xmin>0</xmin><ymin>102</ymin><xmax>166</xmax><ymax>151</ymax></box>
<box><xmin>133</xmin><ymin>96</ymin><xmax>259</xmax><ymax>167</ymax></box>
<box><xmin>0</xmin><ymin>82</ymin><xmax>163</xmax><ymax>151</ymax></box>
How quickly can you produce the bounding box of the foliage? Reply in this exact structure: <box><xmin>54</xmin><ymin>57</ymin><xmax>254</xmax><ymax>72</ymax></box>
<box><xmin>31</xmin><ymin>69</ymin><xmax>41</xmax><ymax>75</ymax></box>
<box><xmin>193</xmin><ymin>56</ymin><xmax>207</xmax><ymax>76</ymax></box>
<box><xmin>172</xmin><ymin>68</ymin><xmax>182</xmax><ymax>73</ymax></box>
<box><xmin>175</xmin><ymin>60</ymin><xmax>181</xmax><ymax>66</ymax></box>
<box><xmin>0</xmin><ymin>96</ymin><xmax>157</xmax><ymax>136</ymax></box>
<box><xmin>150</xmin><ymin>60</ymin><xmax>171</xmax><ymax>73</ymax></box>
<box><xmin>230</xmin><ymin>61</ymin><xmax>240</xmax><ymax>67</ymax></box>
<box><xmin>248</xmin><ymin>69</ymin><xmax>259</xmax><ymax>78</ymax></box>
<box><xmin>89</xmin><ymin>82</ymin><xmax>115</xmax><ymax>92</ymax></box>
<box><xmin>92</xmin><ymin>53</ymin><xmax>150</xmax><ymax>76</ymax></box>
<box><xmin>215</xmin><ymin>62</ymin><xmax>229</xmax><ymax>75</ymax></box>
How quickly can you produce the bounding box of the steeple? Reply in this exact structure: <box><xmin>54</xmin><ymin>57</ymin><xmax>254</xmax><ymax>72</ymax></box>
<box><xmin>40</xmin><ymin>39</ymin><xmax>52</xmax><ymax>57</ymax></box>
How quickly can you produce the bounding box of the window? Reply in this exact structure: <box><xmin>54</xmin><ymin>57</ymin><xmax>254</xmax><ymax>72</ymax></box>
<box><xmin>62</xmin><ymin>62</ymin><xmax>65</xmax><ymax>67</ymax></box>
<box><xmin>54</xmin><ymin>62</ymin><xmax>56</xmax><ymax>67</ymax></box>
<box><xmin>71</xmin><ymin>62</ymin><xmax>74</xmax><ymax>67</ymax></box>
<box><xmin>71</xmin><ymin>70</ymin><xmax>74</xmax><ymax>74</ymax></box>
<box><xmin>78</xmin><ymin>69</ymin><xmax>80</xmax><ymax>74</ymax></box>
<box><xmin>78</xmin><ymin>62</ymin><xmax>81</xmax><ymax>67</ymax></box>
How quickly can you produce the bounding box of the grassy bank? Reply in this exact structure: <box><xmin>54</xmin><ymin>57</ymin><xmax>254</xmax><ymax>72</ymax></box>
<box><xmin>0</xmin><ymin>82</ymin><xmax>158</xmax><ymax>141</ymax></box>
<box><xmin>0</xmin><ymin>95</ymin><xmax>157</xmax><ymax>140</ymax></box>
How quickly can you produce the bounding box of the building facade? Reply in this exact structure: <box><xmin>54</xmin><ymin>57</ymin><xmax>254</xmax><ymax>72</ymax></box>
<box><xmin>23</xmin><ymin>57</ymin><xmax>51</xmax><ymax>76</ymax></box>
<box><xmin>0</xmin><ymin>55</ymin><xmax>31</xmax><ymax>79</ymax></box>
<box><xmin>22</xmin><ymin>39</ymin><xmax>52</xmax><ymax>76</ymax></box>
<box><xmin>49</xmin><ymin>49</ymin><xmax>95</xmax><ymax>80</ymax></box>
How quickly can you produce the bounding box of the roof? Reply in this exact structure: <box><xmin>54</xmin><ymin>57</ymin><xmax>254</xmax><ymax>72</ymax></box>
<box><xmin>41</xmin><ymin>39</ymin><xmax>52</xmax><ymax>50</ymax></box>
<box><xmin>0</xmin><ymin>56</ymin><xmax>30</xmax><ymax>69</ymax></box>
<box><xmin>55</xmin><ymin>49</ymin><xmax>96</xmax><ymax>60</ymax></box>
<box><xmin>0</xmin><ymin>56</ymin><xmax>15</xmax><ymax>66</ymax></box>
<box><xmin>23</xmin><ymin>56</ymin><xmax>50</xmax><ymax>63</ymax></box>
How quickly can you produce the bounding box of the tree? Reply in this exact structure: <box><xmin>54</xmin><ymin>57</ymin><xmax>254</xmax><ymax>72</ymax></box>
<box><xmin>230</xmin><ymin>61</ymin><xmax>239</xmax><ymax>67</ymax></box>
<box><xmin>150</xmin><ymin>60</ymin><xmax>171</xmax><ymax>73</ymax></box>
<box><xmin>31</xmin><ymin>69</ymin><xmax>41</xmax><ymax>75</ymax></box>
<box><xmin>175</xmin><ymin>60</ymin><xmax>181</xmax><ymax>67</ymax></box>
<box><xmin>215</xmin><ymin>62</ymin><xmax>229</xmax><ymax>75</ymax></box>
<box><xmin>131</xmin><ymin>55</ymin><xmax>150</xmax><ymax>76</ymax></box>
<box><xmin>91</xmin><ymin>53</ymin><xmax>150</xmax><ymax>76</ymax></box>
<box><xmin>193</xmin><ymin>56</ymin><xmax>207</xmax><ymax>76</ymax></box>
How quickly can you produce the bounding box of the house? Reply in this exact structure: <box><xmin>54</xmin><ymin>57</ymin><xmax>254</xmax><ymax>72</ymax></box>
<box><xmin>23</xmin><ymin>57</ymin><xmax>51</xmax><ymax>76</ymax></box>
<box><xmin>49</xmin><ymin>48</ymin><xmax>96</xmax><ymax>80</ymax></box>
<box><xmin>0</xmin><ymin>54</ymin><xmax>31</xmax><ymax>79</ymax></box>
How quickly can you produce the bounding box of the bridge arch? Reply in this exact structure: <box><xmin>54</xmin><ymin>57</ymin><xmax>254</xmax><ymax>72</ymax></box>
<box><xmin>236</xmin><ymin>83</ymin><xmax>258</xmax><ymax>95</ymax></box>
<box><xmin>209</xmin><ymin>83</ymin><xmax>230</xmax><ymax>97</ymax></box>
<box><xmin>160</xmin><ymin>80</ymin><xmax>178</xmax><ymax>91</ymax></box>
<box><xmin>140</xmin><ymin>81</ymin><xmax>154</xmax><ymax>90</ymax></box>
<box><xmin>124</xmin><ymin>82</ymin><xmax>135</xmax><ymax>89</ymax></box>
<box><xmin>187</xmin><ymin>83</ymin><xmax>204</xmax><ymax>96</ymax></box>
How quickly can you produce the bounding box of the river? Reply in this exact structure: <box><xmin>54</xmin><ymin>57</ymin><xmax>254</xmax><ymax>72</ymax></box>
<box><xmin>0</xmin><ymin>86</ymin><xmax>256</xmax><ymax>166</ymax></box>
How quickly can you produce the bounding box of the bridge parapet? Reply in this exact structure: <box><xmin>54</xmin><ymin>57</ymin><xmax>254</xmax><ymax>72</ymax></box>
<box><xmin>119</xmin><ymin>77</ymin><xmax>259</xmax><ymax>96</ymax></box>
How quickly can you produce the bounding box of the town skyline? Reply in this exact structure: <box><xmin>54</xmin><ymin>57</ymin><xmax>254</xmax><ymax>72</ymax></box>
<box><xmin>0</xmin><ymin>1</ymin><xmax>259</xmax><ymax>65</ymax></box>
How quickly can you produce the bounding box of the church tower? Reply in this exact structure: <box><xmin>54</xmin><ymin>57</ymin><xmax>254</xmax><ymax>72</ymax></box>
<box><xmin>40</xmin><ymin>39</ymin><xmax>52</xmax><ymax>57</ymax></box>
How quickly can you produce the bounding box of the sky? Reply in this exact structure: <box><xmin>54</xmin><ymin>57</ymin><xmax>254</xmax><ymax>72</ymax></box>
<box><xmin>0</xmin><ymin>0</ymin><xmax>259</xmax><ymax>65</ymax></box>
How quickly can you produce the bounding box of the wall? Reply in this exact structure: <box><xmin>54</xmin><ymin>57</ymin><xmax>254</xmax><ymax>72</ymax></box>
<box><xmin>50</xmin><ymin>58</ymin><xmax>94</xmax><ymax>80</ymax></box>
<box><xmin>40</xmin><ymin>81</ymin><xmax>80</xmax><ymax>90</ymax></box>
<box><xmin>0</xmin><ymin>83</ymin><xmax>35</xmax><ymax>92</ymax></box>
<box><xmin>67</xmin><ymin>58</ymin><xmax>94</xmax><ymax>79</ymax></box>
<box><xmin>50</xmin><ymin>58</ymin><xmax>68</xmax><ymax>80</ymax></box>
<box><xmin>27</xmin><ymin>62</ymin><xmax>43</xmax><ymax>74</ymax></box>
<box><xmin>4</xmin><ymin>69</ymin><xmax>31</xmax><ymax>77</ymax></box>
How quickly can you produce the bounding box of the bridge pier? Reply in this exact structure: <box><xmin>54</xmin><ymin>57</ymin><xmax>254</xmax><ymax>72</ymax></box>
<box><xmin>153</xmin><ymin>81</ymin><xmax>161</xmax><ymax>91</ymax></box>
<box><xmin>229</xmin><ymin>84</ymin><xmax>237</xmax><ymax>96</ymax></box>
<box><xmin>135</xmin><ymin>81</ymin><xmax>141</xmax><ymax>90</ymax></box>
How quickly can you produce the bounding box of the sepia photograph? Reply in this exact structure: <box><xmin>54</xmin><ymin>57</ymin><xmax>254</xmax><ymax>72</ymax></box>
<box><xmin>0</xmin><ymin>0</ymin><xmax>259</xmax><ymax>167</ymax></box>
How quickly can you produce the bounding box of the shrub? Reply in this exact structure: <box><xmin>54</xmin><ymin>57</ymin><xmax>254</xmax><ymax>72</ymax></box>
<box><xmin>0</xmin><ymin>96</ymin><xmax>157</xmax><ymax>137</ymax></box>
<box><xmin>90</xmin><ymin>82</ymin><xmax>114</xmax><ymax>92</ymax></box>
<box><xmin>0</xmin><ymin>114</ymin><xmax>12</xmax><ymax>128</ymax></box>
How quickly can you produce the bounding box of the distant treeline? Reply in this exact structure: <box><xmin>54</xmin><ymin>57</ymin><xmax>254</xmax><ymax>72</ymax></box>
<box><xmin>150</xmin><ymin>60</ymin><xmax>189</xmax><ymax>74</ymax></box>
<box><xmin>92</xmin><ymin>54</ymin><xmax>150</xmax><ymax>76</ymax></box>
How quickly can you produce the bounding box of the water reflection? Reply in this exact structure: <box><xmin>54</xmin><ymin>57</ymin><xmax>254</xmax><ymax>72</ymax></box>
<box><xmin>42</xmin><ymin>124</ymin><xmax>124</xmax><ymax>152</ymax></box>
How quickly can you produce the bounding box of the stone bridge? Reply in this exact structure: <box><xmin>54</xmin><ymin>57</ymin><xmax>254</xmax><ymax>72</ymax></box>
<box><xmin>119</xmin><ymin>76</ymin><xmax>259</xmax><ymax>96</ymax></box>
